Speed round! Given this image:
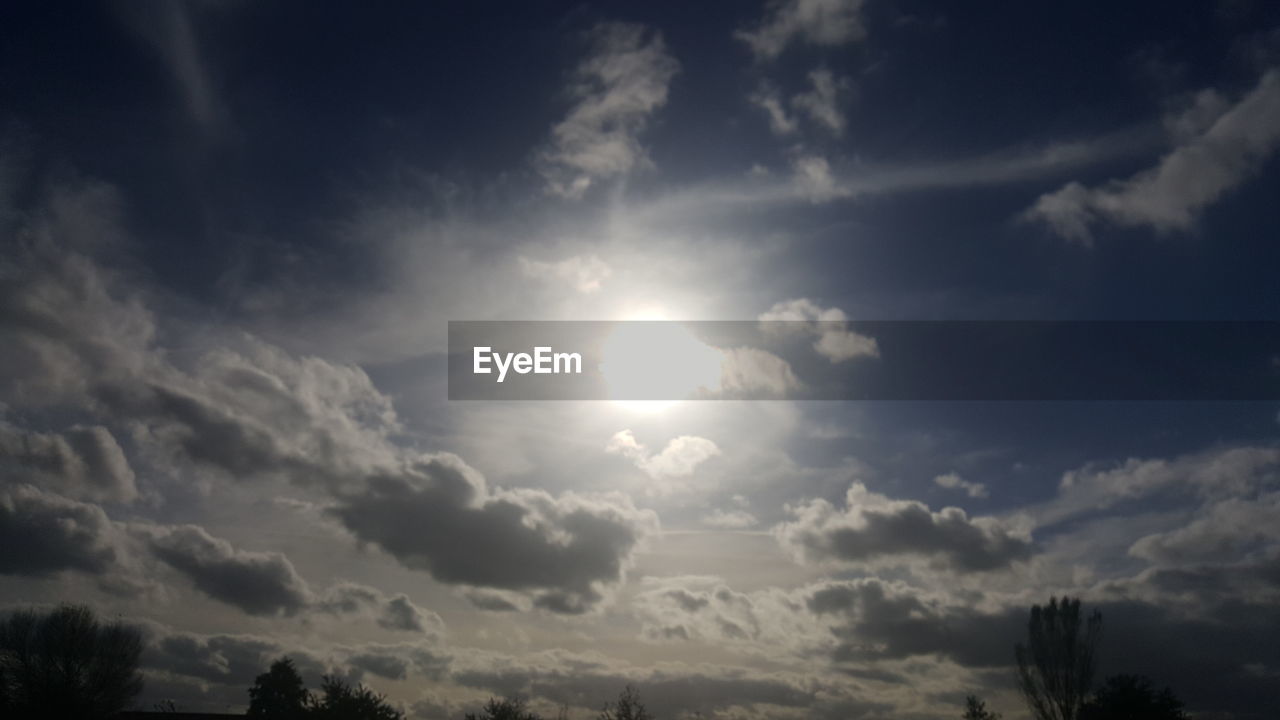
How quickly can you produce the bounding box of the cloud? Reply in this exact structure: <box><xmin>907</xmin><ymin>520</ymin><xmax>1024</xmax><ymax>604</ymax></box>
<box><xmin>316</xmin><ymin>582</ymin><xmax>445</xmax><ymax>636</ymax></box>
<box><xmin>116</xmin><ymin>2</ymin><xmax>224</xmax><ymax>133</ymax></box>
<box><xmin>142</xmin><ymin>524</ymin><xmax>313</xmax><ymax>617</ymax></box>
<box><xmin>606</xmin><ymin>430</ymin><xmax>721</xmax><ymax>480</ymax></box>
<box><xmin>346</xmin><ymin>651</ymin><xmax>408</xmax><ymax>681</ymax></box>
<box><xmin>758</xmin><ymin>298</ymin><xmax>879</xmax><ymax>362</ymax></box>
<box><xmin>142</xmin><ymin>626</ymin><xmax>286</xmax><ymax>688</ymax></box>
<box><xmin>701</xmin><ymin>508</ymin><xmax>759</xmax><ymax>529</ymax></box>
<box><xmin>0</xmin><ymin>421</ymin><xmax>137</xmax><ymax>503</ymax></box>
<box><xmin>1128</xmin><ymin>492</ymin><xmax>1280</xmax><ymax>567</ymax></box>
<box><xmin>791</xmin><ymin>155</ymin><xmax>844</xmax><ymax>202</ymax></box>
<box><xmin>0</xmin><ymin>484</ymin><xmax>118</xmax><ymax>577</ymax></box>
<box><xmin>777</xmin><ymin>482</ymin><xmax>1032</xmax><ymax>571</ymax></box>
<box><xmin>328</xmin><ymin>455</ymin><xmax>658</xmax><ymax>612</ymax></box>
<box><xmin>463</xmin><ymin>590</ymin><xmax>523</xmax><ymax>613</ymax></box>
<box><xmin>736</xmin><ymin>0</ymin><xmax>868</xmax><ymax>61</ymax></box>
<box><xmin>805</xmin><ymin>579</ymin><xmax>1023</xmax><ymax>668</ymax></box>
<box><xmin>792</xmin><ymin>68</ymin><xmax>849</xmax><ymax>135</ymax></box>
<box><xmin>3</xmin><ymin>199</ymin><xmax>655</xmax><ymax>614</ymax></box>
<box><xmin>934</xmin><ymin>472</ymin><xmax>989</xmax><ymax>499</ymax></box>
<box><xmin>0</xmin><ymin>182</ymin><xmax>153</xmax><ymax>408</ymax></box>
<box><xmin>632</xmin><ymin>577</ymin><xmax>819</xmax><ymax>652</ymax></box>
<box><xmin>718</xmin><ymin>346</ymin><xmax>802</xmax><ymax>396</ymax></box>
<box><xmin>749</xmin><ymin>83</ymin><xmax>799</xmax><ymax>135</ymax></box>
<box><xmin>1025</xmin><ymin>70</ymin><xmax>1280</xmax><ymax>243</ymax></box>
<box><xmin>518</xmin><ymin>254</ymin><xmax>612</xmax><ymax>293</ymax></box>
<box><xmin>1035</xmin><ymin>445</ymin><xmax>1280</xmax><ymax>527</ymax></box>
<box><xmin>539</xmin><ymin>22</ymin><xmax>680</xmax><ymax>198</ymax></box>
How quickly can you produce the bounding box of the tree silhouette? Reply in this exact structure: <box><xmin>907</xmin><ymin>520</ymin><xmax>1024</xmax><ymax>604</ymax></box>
<box><xmin>464</xmin><ymin>696</ymin><xmax>543</xmax><ymax>720</ymax></box>
<box><xmin>0</xmin><ymin>604</ymin><xmax>143</xmax><ymax>719</ymax></box>
<box><xmin>248</xmin><ymin>657</ymin><xmax>309</xmax><ymax>719</ymax></box>
<box><xmin>308</xmin><ymin>675</ymin><xmax>403</xmax><ymax>720</ymax></box>
<box><xmin>599</xmin><ymin>685</ymin><xmax>651</xmax><ymax>720</ymax></box>
<box><xmin>1015</xmin><ymin>597</ymin><xmax>1103</xmax><ymax>720</ymax></box>
<box><xmin>964</xmin><ymin>694</ymin><xmax>1002</xmax><ymax>720</ymax></box>
<box><xmin>1081</xmin><ymin>675</ymin><xmax>1188</xmax><ymax>720</ymax></box>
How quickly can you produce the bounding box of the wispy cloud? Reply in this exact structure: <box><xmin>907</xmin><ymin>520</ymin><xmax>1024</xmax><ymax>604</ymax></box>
<box><xmin>1025</xmin><ymin>70</ymin><xmax>1280</xmax><ymax>243</ymax></box>
<box><xmin>118</xmin><ymin>2</ymin><xmax>225</xmax><ymax>134</ymax></box>
<box><xmin>539</xmin><ymin>22</ymin><xmax>681</xmax><ymax>198</ymax></box>
<box><xmin>736</xmin><ymin>0</ymin><xmax>869</xmax><ymax>61</ymax></box>
<box><xmin>934</xmin><ymin>472</ymin><xmax>989</xmax><ymax>499</ymax></box>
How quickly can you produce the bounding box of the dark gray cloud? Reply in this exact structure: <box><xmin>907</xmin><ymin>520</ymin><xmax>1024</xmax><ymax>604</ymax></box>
<box><xmin>0</xmin><ymin>421</ymin><xmax>137</xmax><ymax>503</ymax></box>
<box><xmin>330</xmin><ymin>456</ymin><xmax>656</xmax><ymax>612</ymax></box>
<box><xmin>139</xmin><ymin>624</ymin><xmax>449</xmax><ymax>711</ymax></box>
<box><xmin>0</xmin><ymin>484</ymin><xmax>118</xmax><ymax>576</ymax></box>
<box><xmin>4</xmin><ymin>204</ymin><xmax>655</xmax><ymax>614</ymax></box>
<box><xmin>807</xmin><ymin>579</ymin><xmax>1022</xmax><ymax>668</ymax></box>
<box><xmin>778</xmin><ymin>482</ymin><xmax>1032</xmax><ymax>571</ymax></box>
<box><xmin>143</xmin><ymin>524</ymin><xmax>312</xmax><ymax>617</ymax></box>
<box><xmin>346</xmin><ymin>651</ymin><xmax>409</xmax><ymax>681</ymax></box>
<box><xmin>338</xmin><ymin>642</ymin><xmax>452</xmax><ymax>684</ymax></box>
<box><xmin>380</xmin><ymin>594</ymin><xmax>431</xmax><ymax>633</ymax></box>
<box><xmin>804</xmin><ymin>577</ymin><xmax>1280</xmax><ymax>720</ymax></box>
<box><xmin>142</xmin><ymin>628</ymin><xmax>283</xmax><ymax>687</ymax></box>
<box><xmin>464</xmin><ymin>591</ymin><xmax>522</xmax><ymax>612</ymax></box>
<box><xmin>316</xmin><ymin>582</ymin><xmax>443</xmax><ymax>636</ymax></box>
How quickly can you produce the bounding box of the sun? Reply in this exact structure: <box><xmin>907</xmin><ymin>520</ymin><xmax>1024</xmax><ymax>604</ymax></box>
<box><xmin>599</xmin><ymin>317</ymin><xmax>723</xmax><ymax>413</ymax></box>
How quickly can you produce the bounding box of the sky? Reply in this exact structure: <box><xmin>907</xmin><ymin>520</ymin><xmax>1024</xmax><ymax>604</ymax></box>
<box><xmin>2</xmin><ymin>1</ymin><xmax>1280</xmax><ymax>718</ymax></box>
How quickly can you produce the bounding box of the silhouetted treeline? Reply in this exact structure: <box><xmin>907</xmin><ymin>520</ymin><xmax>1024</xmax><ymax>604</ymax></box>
<box><xmin>247</xmin><ymin>657</ymin><xmax>401</xmax><ymax>719</ymax></box>
<box><xmin>966</xmin><ymin>596</ymin><xmax>1188</xmax><ymax>720</ymax></box>
<box><xmin>465</xmin><ymin>686</ymin><xmax>650</xmax><ymax>720</ymax></box>
<box><xmin>0</xmin><ymin>604</ymin><xmax>144</xmax><ymax>719</ymax></box>
<box><xmin>0</xmin><ymin>599</ymin><xmax>1197</xmax><ymax>720</ymax></box>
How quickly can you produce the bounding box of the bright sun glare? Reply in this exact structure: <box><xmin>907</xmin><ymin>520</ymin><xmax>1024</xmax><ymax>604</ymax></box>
<box><xmin>599</xmin><ymin>319</ymin><xmax>723</xmax><ymax>413</ymax></box>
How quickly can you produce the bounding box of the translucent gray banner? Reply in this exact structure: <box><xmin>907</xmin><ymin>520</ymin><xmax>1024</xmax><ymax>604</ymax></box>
<box><xmin>447</xmin><ymin>321</ymin><xmax>1280</xmax><ymax>401</ymax></box>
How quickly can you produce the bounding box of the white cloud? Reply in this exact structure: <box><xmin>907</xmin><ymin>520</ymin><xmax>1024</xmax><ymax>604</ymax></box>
<box><xmin>1128</xmin><ymin>492</ymin><xmax>1280</xmax><ymax>566</ymax></box>
<box><xmin>1025</xmin><ymin>70</ymin><xmax>1280</xmax><ymax>243</ymax></box>
<box><xmin>749</xmin><ymin>83</ymin><xmax>799</xmax><ymax>135</ymax></box>
<box><xmin>791</xmin><ymin>155</ymin><xmax>845</xmax><ymax>202</ymax></box>
<box><xmin>758</xmin><ymin>298</ymin><xmax>879</xmax><ymax>362</ymax></box>
<box><xmin>1035</xmin><ymin>445</ymin><xmax>1280</xmax><ymax>527</ymax></box>
<box><xmin>607</xmin><ymin>430</ymin><xmax>721</xmax><ymax>481</ymax></box>
<box><xmin>736</xmin><ymin>0</ymin><xmax>869</xmax><ymax>61</ymax></box>
<box><xmin>934</xmin><ymin>472</ymin><xmax>989</xmax><ymax>499</ymax></box>
<box><xmin>718</xmin><ymin>346</ymin><xmax>802</xmax><ymax>396</ymax></box>
<box><xmin>540</xmin><ymin>22</ymin><xmax>680</xmax><ymax>198</ymax></box>
<box><xmin>792</xmin><ymin>68</ymin><xmax>849</xmax><ymax>135</ymax></box>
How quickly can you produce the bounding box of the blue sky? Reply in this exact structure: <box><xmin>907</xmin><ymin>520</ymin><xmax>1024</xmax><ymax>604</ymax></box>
<box><xmin>2</xmin><ymin>2</ymin><xmax>1280</xmax><ymax>718</ymax></box>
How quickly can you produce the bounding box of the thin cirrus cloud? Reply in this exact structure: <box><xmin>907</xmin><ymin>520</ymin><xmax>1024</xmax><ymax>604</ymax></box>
<box><xmin>750</xmin><ymin>68</ymin><xmax>851</xmax><ymax>137</ymax></box>
<box><xmin>538</xmin><ymin>22</ymin><xmax>681</xmax><ymax>198</ymax></box>
<box><xmin>736</xmin><ymin>0</ymin><xmax>869</xmax><ymax>61</ymax></box>
<box><xmin>1025</xmin><ymin>69</ymin><xmax>1280</xmax><ymax>243</ymax></box>
<box><xmin>518</xmin><ymin>254</ymin><xmax>613</xmax><ymax>294</ymax></box>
